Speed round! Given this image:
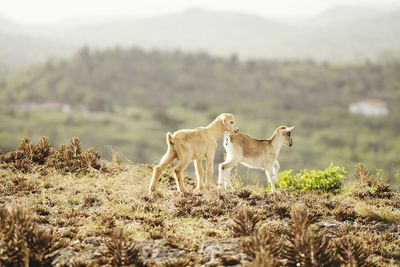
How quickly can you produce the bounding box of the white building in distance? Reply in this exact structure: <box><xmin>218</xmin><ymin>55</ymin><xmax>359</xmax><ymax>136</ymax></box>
<box><xmin>349</xmin><ymin>98</ymin><xmax>388</xmax><ymax>117</ymax></box>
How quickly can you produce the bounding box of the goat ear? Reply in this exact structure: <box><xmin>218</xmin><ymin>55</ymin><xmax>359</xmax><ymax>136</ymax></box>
<box><xmin>219</xmin><ymin>114</ymin><xmax>228</xmax><ymax>125</ymax></box>
<box><xmin>286</xmin><ymin>126</ymin><xmax>295</xmax><ymax>132</ymax></box>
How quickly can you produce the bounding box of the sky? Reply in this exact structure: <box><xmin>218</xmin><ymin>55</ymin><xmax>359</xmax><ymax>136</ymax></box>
<box><xmin>0</xmin><ymin>0</ymin><xmax>398</xmax><ymax>23</ymax></box>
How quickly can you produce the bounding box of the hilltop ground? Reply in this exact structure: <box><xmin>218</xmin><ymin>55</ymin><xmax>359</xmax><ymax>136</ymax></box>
<box><xmin>0</xmin><ymin>138</ymin><xmax>399</xmax><ymax>266</ymax></box>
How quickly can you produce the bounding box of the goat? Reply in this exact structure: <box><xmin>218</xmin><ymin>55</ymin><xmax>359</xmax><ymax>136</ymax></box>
<box><xmin>218</xmin><ymin>126</ymin><xmax>294</xmax><ymax>193</ymax></box>
<box><xmin>149</xmin><ymin>113</ymin><xmax>239</xmax><ymax>194</ymax></box>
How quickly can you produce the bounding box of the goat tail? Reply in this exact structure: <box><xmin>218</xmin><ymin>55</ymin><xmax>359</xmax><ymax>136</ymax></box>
<box><xmin>166</xmin><ymin>132</ymin><xmax>175</xmax><ymax>146</ymax></box>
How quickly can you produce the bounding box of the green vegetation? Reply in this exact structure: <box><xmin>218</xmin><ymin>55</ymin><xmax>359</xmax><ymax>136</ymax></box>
<box><xmin>0</xmin><ymin>47</ymin><xmax>399</xmax><ymax>187</ymax></box>
<box><xmin>276</xmin><ymin>164</ymin><xmax>346</xmax><ymax>193</ymax></box>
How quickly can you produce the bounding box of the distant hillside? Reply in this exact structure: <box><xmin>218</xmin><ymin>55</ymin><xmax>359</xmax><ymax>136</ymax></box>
<box><xmin>43</xmin><ymin>7</ymin><xmax>400</xmax><ymax>61</ymax></box>
<box><xmin>1</xmin><ymin>47</ymin><xmax>399</xmax><ymax>182</ymax></box>
<box><xmin>2</xmin><ymin>47</ymin><xmax>400</xmax><ymax>110</ymax></box>
<box><xmin>306</xmin><ymin>5</ymin><xmax>388</xmax><ymax>26</ymax></box>
<box><xmin>0</xmin><ymin>33</ymin><xmax>74</xmax><ymax>69</ymax></box>
<box><xmin>49</xmin><ymin>8</ymin><xmax>296</xmax><ymax>59</ymax></box>
<box><xmin>1</xmin><ymin>5</ymin><xmax>400</xmax><ymax>70</ymax></box>
<box><xmin>0</xmin><ymin>17</ymin><xmax>75</xmax><ymax>72</ymax></box>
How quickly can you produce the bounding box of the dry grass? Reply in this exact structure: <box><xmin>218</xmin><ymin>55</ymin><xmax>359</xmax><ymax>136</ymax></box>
<box><xmin>355</xmin><ymin>202</ymin><xmax>400</xmax><ymax>224</ymax></box>
<box><xmin>1</xmin><ymin>139</ymin><xmax>399</xmax><ymax>266</ymax></box>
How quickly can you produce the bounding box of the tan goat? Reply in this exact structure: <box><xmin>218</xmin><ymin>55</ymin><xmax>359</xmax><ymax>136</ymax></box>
<box><xmin>149</xmin><ymin>113</ymin><xmax>239</xmax><ymax>194</ymax></box>
<box><xmin>218</xmin><ymin>126</ymin><xmax>294</xmax><ymax>193</ymax></box>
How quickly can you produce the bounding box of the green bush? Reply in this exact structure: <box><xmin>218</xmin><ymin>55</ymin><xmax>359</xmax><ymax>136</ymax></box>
<box><xmin>276</xmin><ymin>164</ymin><xmax>346</xmax><ymax>193</ymax></box>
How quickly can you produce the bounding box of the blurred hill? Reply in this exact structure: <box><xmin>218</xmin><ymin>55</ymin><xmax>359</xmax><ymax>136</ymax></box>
<box><xmin>1</xmin><ymin>4</ymin><xmax>400</xmax><ymax>72</ymax></box>
<box><xmin>0</xmin><ymin>47</ymin><xmax>399</xmax><ymax>186</ymax></box>
<box><xmin>304</xmin><ymin>5</ymin><xmax>389</xmax><ymax>26</ymax></box>
<box><xmin>0</xmin><ymin>17</ymin><xmax>75</xmax><ymax>76</ymax></box>
<box><xmin>37</xmin><ymin>6</ymin><xmax>400</xmax><ymax>62</ymax></box>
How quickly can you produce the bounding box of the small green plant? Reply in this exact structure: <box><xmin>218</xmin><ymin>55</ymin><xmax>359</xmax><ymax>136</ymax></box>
<box><xmin>68</xmin><ymin>197</ymin><xmax>80</xmax><ymax>206</ymax></box>
<box><xmin>276</xmin><ymin>164</ymin><xmax>346</xmax><ymax>193</ymax></box>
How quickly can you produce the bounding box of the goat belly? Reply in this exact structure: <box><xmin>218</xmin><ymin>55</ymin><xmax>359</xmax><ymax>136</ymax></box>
<box><xmin>241</xmin><ymin>158</ymin><xmax>264</xmax><ymax>170</ymax></box>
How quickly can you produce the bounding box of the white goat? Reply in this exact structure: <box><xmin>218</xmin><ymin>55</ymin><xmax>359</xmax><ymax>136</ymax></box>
<box><xmin>149</xmin><ymin>113</ymin><xmax>239</xmax><ymax>194</ymax></box>
<box><xmin>218</xmin><ymin>126</ymin><xmax>294</xmax><ymax>192</ymax></box>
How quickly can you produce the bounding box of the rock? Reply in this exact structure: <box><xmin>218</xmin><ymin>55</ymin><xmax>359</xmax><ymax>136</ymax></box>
<box><xmin>371</xmin><ymin>222</ymin><xmax>400</xmax><ymax>233</ymax></box>
<box><xmin>198</xmin><ymin>238</ymin><xmax>250</xmax><ymax>266</ymax></box>
<box><xmin>139</xmin><ymin>239</ymin><xmax>190</xmax><ymax>262</ymax></box>
<box><xmin>84</xmin><ymin>236</ymin><xmax>100</xmax><ymax>245</ymax></box>
<box><xmin>318</xmin><ymin>219</ymin><xmax>342</xmax><ymax>228</ymax></box>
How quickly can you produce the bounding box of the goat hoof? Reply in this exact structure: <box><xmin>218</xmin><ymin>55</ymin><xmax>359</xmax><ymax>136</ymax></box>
<box><xmin>148</xmin><ymin>189</ymin><xmax>156</xmax><ymax>195</ymax></box>
<box><xmin>178</xmin><ymin>188</ymin><xmax>188</xmax><ymax>194</ymax></box>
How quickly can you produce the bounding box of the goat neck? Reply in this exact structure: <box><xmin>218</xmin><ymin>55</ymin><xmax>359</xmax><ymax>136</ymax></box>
<box><xmin>206</xmin><ymin>118</ymin><xmax>225</xmax><ymax>141</ymax></box>
<box><xmin>269</xmin><ymin>131</ymin><xmax>285</xmax><ymax>160</ymax></box>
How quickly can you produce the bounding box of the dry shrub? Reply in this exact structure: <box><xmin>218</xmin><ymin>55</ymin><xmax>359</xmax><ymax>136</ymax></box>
<box><xmin>300</xmin><ymin>193</ymin><xmax>328</xmax><ymax>222</ymax></box>
<box><xmin>268</xmin><ymin>202</ymin><xmax>291</xmax><ymax>219</ymax></box>
<box><xmin>245</xmin><ymin>204</ymin><xmax>338</xmax><ymax>267</ymax></box>
<box><xmin>243</xmin><ymin>225</ymin><xmax>283</xmax><ymax>266</ymax></box>
<box><xmin>28</xmin><ymin>228</ymin><xmax>66</xmax><ymax>266</ymax></box>
<box><xmin>185</xmin><ymin>191</ymin><xmax>240</xmax><ymax>218</ymax></box>
<box><xmin>0</xmin><ymin>206</ymin><xmax>66</xmax><ymax>267</ymax></box>
<box><xmin>331</xmin><ymin>205</ymin><xmax>357</xmax><ymax>222</ymax></box>
<box><xmin>246</xmin><ymin>250</ymin><xmax>280</xmax><ymax>267</ymax></box>
<box><xmin>103</xmin><ymin>228</ymin><xmax>143</xmax><ymax>267</ymax></box>
<box><xmin>355</xmin><ymin>163</ymin><xmax>376</xmax><ymax>187</ymax></box>
<box><xmin>174</xmin><ymin>193</ymin><xmax>206</xmax><ymax>217</ymax></box>
<box><xmin>332</xmin><ymin>222</ymin><xmax>354</xmax><ymax>236</ymax></box>
<box><xmin>231</xmin><ymin>207</ymin><xmax>262</xmax><ymax>237</ymax></box>
<box><xmin>0</xmin><ymin>137</ymin><xmax>54</xmax><ymax>172</ymax></box>
<box><xmin>326</xmin><ymin>223</ymin><xmax>396</xmax><ymax>265</ymax></box>
<box><xmin>82</xmin><ymin>194</ymin><xmax>103</xmax><ymax>208</ymax></box>
<box><xmin>282</xmin><ymin>203</ymin><xmax>335</xmax><ymax>267</ymax></box>
<box><xmin>237</xmin><ymin>188</ymin><xmax>252</xmax><ymax>199</ymax></box>
<box><xmin>0</xmin><ymin>138</ymin><xmax>37</xmax><ymax>173</ymax></box>
<box><xmin>353</xmin><ymin>163</ymin><xmax>393</xmax><ymax>199</ymax></box>
<box><xmin>334</xmin><ymin>236</ymin><xmax>371</xmax><ymax>267</ymax></box>
<box><xmin>139</xmin><ymin>216</ymin><xmax>165</xmax><ymax>234</ymax></box>
<box><xmin>363</xmin><ymin>232</ymin><xmax>399</xmax><ymax>260</ymax></box>
<box><xmin>46</xmin><ymin>137</ymin><xmax>101</xmax><ymax>173</ymax></box>
<box><xmin>0</xmin><ymin>137</ymin><xmax>104</xmax><ymax>174</ymax></box>
<box><xmin>0</xmin><ymin>174</ymin><xmax>39</xmax><ymax>197</ymax></box>
<box><xmin>148</xmin><ymin>226</ymin><xmax>165</xmax><ymax>239</ymax></box>
<box><xmin>131</xmin><ymin>200</ymin><xmax>157</xmax><ymax>213</ymax></box>
<box><xmin>33</xmin><ymin>137</ymin><xmax>52</xmax><ymax>165</ymax></box>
